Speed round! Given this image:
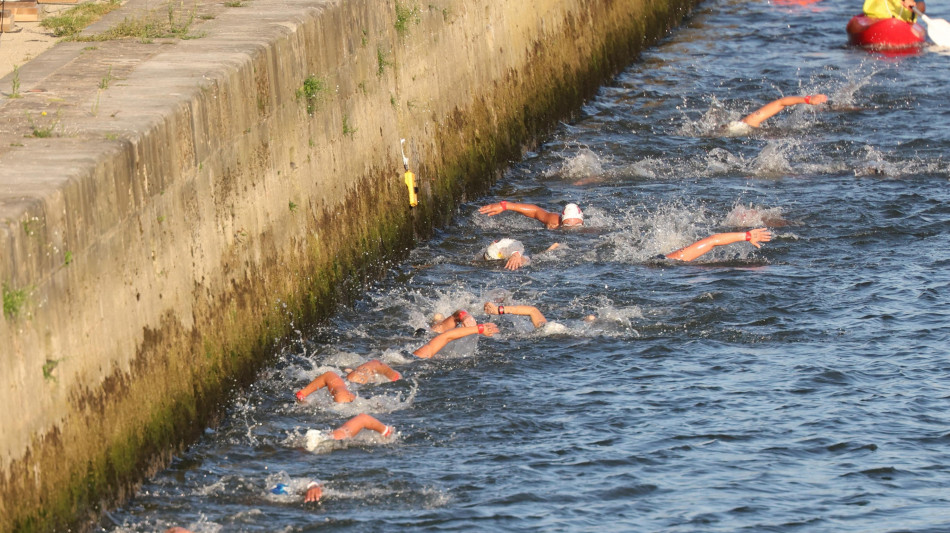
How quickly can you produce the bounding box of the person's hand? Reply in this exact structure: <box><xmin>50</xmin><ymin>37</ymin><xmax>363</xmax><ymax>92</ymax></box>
<box><xmin>460</xmin><ymin>314</ymin><xmax>477</xmax><ymax>328</ymax></box>
<box><xmin>483</xmin><ymin>302</ymin><xmax>499</xmax><ymax>315</ymax></box>
<box><xmin>805</xmin><ymin>94</ymin><xmax>828</xmax><ymax>105</ymax></box>
<box><xmin>305</xmin><ymin>484</ymin><xmax>323</xmax><ymax>502</ymax></box>
<box><xmin>505</xmin><ymin>252</ymin><xmax>526</xmax><ymax>270</ymax></box>
<box><xmin>477</xmin><ymin>323</ymin><xmax>499</xmax><ymax>337</ymax></box>
<box><xmin>479</xmin><ymin>203</ymin><xmax>505</xmax><ymax>216</ymax></box>
<box><xmin>747</xmin><ymin>228</ymin><xmax>772</xmax><ymax>248</ymax></box>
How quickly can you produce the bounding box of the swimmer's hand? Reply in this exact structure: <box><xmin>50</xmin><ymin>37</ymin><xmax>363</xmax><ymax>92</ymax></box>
<box><xmin>479</xmin><ymin>203</ymin><xmax>506</xmax><ymax>216</ymax></box>
<box><xmin>747</xmin><ymin>228</ymin><xmax>772</xmax><ymax>248</ymax></box>
<box><xmin>477</xmin><ymin>323</ymin><xmax>500</xmax><ymax>337</ymax></box>
<box><xmin>805</xmin><ymin>94</ymin><xmax>828</xmax><ymax>105</ymax></box>
<box><xmin>305</xmin><ymin>483</ymin><xmax>323</xmax><ymax>503</ymax></box>
<box><xmin>484</xmin><ymin>302</ymin><xmax>500</xmax><ymax>315</ymax></box>
<box><xmin>505</xmin><ymin>251</ymin><xmax>527</xmax><ymax>270</ymax></box>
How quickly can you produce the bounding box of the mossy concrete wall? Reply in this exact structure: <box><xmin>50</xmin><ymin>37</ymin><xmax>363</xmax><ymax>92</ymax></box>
<box><xmin>0</xmin><ymin>0</ymin><xmax>697</xmax><ymax>529</ymax></box>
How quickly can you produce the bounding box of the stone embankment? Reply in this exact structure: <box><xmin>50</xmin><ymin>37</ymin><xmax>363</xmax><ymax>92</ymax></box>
<box><xmin>0</xmin><ymin>0</ymin><xmax>696</xmax><ymax>529</ymax></box>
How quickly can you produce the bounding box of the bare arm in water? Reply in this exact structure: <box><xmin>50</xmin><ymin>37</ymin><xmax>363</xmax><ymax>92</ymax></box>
<box><xmin>331</xmin><ymin>413</ymin><xmax>394</xmax><ymax>440</ymax></box>
<box><xmin>484</xmin><ymin>302</ymin><xmax>547</xmax><ymax>328</ymax></box>
<box><xmin>413</xmin><ymin>323</ymin><xmax>500</xmax><ymax>359</ymax></box>
<box><xmin>665</xmin><ymin>228</ymin><xmax>772</xmax><ymax>262</ymax></box>
<box><xmin>741</xmin><ymin>94</ymin><xmax>827</xmax><ymax>127</ymax></box>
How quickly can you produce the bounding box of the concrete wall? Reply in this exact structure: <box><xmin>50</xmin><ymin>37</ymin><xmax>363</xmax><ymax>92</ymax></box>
<box><xmin>0</xmin><ymin>0</ymin><xmax>697</xmax><ymax>529</ymax></box>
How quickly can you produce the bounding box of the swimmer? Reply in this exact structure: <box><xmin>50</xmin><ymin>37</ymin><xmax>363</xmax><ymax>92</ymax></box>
<box><xmin>729</xmin><ymin>94</ymin><xmax>828</xmax><ymax>132</ymax></box>
<box><xmin>270</xmin><ymin>481</ymin><xmax>324</xmax><ymax>503</ymax></box>
<box><xmin>296</xmin><ymin>371</ymin><xmax>356</xmax><ymax>403</ymax></box>
<box><xmin>331</xmin><ymin>413</ymin><xmax>395</xmax><ymax>440</ymax></box>
<box><xmin>304</xmin><ymin>482</ymin><xmax>323</xmax><ymax>502</ymax></box>
<box><xmin>479</xmin><ymin>201</ymin><xmax>584</xmax><ymax>229</ymax></box>
<box><xmin>483</xmin><ymin>238</ymin><xmax>530</xmax><ymax>270</ymax></box>
<box><xmin>413</xmin><ymin>322</ymin><xmax>500</xmax><ymax>359</ymax></box>
<box><xmin>297</xmin><ymin>360</ymin><xmax>401</xmax><ymax>402</ymax></box>
<box><xmin>431</xmin><ymin>309</ymin><xmax>478</xmax><ymax>333</ymax></box>
<box><xmin>345</xmin><ymin>359</ymin><xmax>402</xmax><ymax>384</ymax></box>
<box><xmin>483</xmin><ymin>301</ymin><xmax>547</xmax><ymax>329</ymax></box>
<box><xmin>665</xmin><ymin>228</ymin><xmax>772</xmax><ymax>262</ymax></box>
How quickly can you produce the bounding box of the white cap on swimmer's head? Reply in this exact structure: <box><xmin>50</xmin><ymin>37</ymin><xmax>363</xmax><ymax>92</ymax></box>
<box><xmin>561</xmin><ymin>203</ymin><xmax>584</xmax><ymax>225</ymax></box>
<box><xmin>485</xmin><ymin>238</ymin><xmax>516</xmax><ymax>260</ymax></box>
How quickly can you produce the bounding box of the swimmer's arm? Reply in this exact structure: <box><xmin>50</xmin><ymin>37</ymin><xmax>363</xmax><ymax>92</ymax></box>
<box><xmin>346</xmin><ymin>359</ymin><xmax>401</xmax><ymax>383</ymax></box>
<box><xmin>484</xmin><ymin>302</ymin><xmax>547</xmax><ymax>328</ymax></box>
<box><xmin>741</xmin><ymin>94</ymin><xmax>827</xmax><ymax>128</ymax></box>
<box><xmin>413</xmin><ymin>323</ymin><xmax>499</xmax><ymax>358</ymax></box>
<box><xmin>479</xmin><ymin>202</ymin><xmax>561</xmax><ymax>228</ymax></box>
<box><xmin>431</xmin><ymin>309</ymin><xmax>476</xmax><ymax>333</ymax></box>
<box><xmin>665</xmin><ymin>228</ymin><xmax>771</xmax><ymax>262</ymax></box>
<box><xmin>331</xmin><ymin>413</ymin><xmax>391</xmax><ymax>440</ymax></box>
<box><xmin>296</xmin><ymin>371</ymin><xmax>341</xmax><ymax>400</ymax></box>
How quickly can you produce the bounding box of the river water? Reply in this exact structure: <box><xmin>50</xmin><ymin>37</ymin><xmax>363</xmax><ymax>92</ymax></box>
<box><xmin>101</xmin><ymin>0</ymin><xmax>950</xmax><ymax>531</ymax></box>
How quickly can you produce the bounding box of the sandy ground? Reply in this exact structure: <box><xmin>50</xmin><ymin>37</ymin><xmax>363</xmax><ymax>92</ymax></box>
<box><xmin>0</xmin><ymin>2</ymin><xmax>85</xmax><ymax>80</ymax></box>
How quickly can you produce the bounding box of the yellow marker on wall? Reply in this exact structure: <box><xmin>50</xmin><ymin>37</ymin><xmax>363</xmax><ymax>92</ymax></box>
<box><xmin>400</xmin><ymin>139</ymin><xmax>419</xmax><ymax>207</ymax></box>
<box><xmin>403</xmin><ymin>169</ymin><xmax>418</xmax><ymax>207</ymax></box>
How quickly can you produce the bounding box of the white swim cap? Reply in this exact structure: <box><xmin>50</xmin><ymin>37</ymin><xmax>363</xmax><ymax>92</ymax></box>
<box><xmin>485</xmin><ymin>238</ymin><xmax>516</xmax><ymax>260</ymax></box>
<box><xmin>725</xmin><ymin>120</ymin><xmax>753</xmax><ymax>136</ymax></box>
<box><xmin>562</xmin><ymin>203</ymin><xmax>584</xmax><ymax>223</ymax></box>
<box><xmin>305</xmin><ymin>429</ymin><xmax>330</xmax><ymax>450</ymax></box>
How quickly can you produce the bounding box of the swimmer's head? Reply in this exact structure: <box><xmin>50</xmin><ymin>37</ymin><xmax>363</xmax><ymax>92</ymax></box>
<box><xmin>485</xmin><ymin>238</ymin><xmax>516</xmax><ymax>260</ymax></box>
<box><xmin>561</xmin><ymin>203</ymin><xmax>584</xmax><ymax>226</ymax></box>
<box><xmin>724</xmin><ymin>120</ymin><xmax>754</xmax><ymax>136</ymax></box>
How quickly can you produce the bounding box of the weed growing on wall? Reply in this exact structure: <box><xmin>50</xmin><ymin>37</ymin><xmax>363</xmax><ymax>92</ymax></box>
<box><xmin>43</xmin><ymin>359</ymin><xmax>64</xmax><ymax>382</ymax></box>
<box><xmin>2</xmin><ymin>283</ymin><xmax>28</xmax><ymax>319</ymax></box>
<box><xmin>99</xmin><ymin>66</ymin><xmax>114</xmax><ymax>89</ymax></box>
<box><xmin>28</xmin><ymin>111</ymin><xmax>60</xmax><ymax>138</ymax></box>
<box><xmin>342</xmin><ymin>114</ymin><xmax>357</xmax><ymax>137</ymax></box>
<box><xmin>296</xmin><ymin>75</ymin><xmax>327</xmax><ymax>116</ymax></box>
<box><xmin>377</xmin><ymin>48</ymin><xmax>392</xmax><ymax>77</ymax></box>
<box><xmin>10</xmin><ymin>65</ymin><xmax>22</xmax><ymax>99</ymax></box>
<box><xmin>394</xmin><ymin>2</ymin><xmax>420</xmax><ymax>36</ymax></box>
<box><xmin>59</xmin><ymin>0</ymin><xmax>204</xmax><ymax>43</ymax></box>
<box><xmin>41</xmin><ymin>0</ymin><xmax>122</xmax><ymax>37</ymax></box>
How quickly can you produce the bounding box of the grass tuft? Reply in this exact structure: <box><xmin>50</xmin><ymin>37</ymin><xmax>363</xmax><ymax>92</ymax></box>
<box><xmin>41</xmin><ymin>0</ymin><xmax>123</xmax><ymax>37</ymax></box>
<box><xmin>3</xmin><ymin>283</ymin><xmax>28</xmax><ymax>319</ymax></box>
<box><xmin>295</xmin><ymin>75</ymin><xmax>328</xmax><ymax>116</ymax></box>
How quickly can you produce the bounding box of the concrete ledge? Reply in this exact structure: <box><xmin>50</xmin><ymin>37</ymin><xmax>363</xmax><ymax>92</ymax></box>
<box><xmin>0</xmin><ymin>0</ymin><xmax>697</xmax><ymax>529</ymax></box>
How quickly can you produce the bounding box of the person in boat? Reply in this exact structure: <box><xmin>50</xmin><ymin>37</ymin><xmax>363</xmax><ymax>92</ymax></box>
<box><xmin>295</xmin><ymin>360</ymin><xmax>401</xmax><ymax>403</ymax></box>
<box><xmin>726</xmin><ymin>94</ymin><xmax>828</xmax><ymax>134</ymax></box>
<box><xmin>663</xmin><ymin>228</ymin><xmax>772</xmax><ymax>262</ymax></box>
<box><xmin>479</xmin><ymin>201</ymin><xmax>584</xmax><ymax>229</ymax></box>
<box><xmin>863</xmin><ymin>0</ymin><xmax>923</xmax><ymax>23</ymax></box>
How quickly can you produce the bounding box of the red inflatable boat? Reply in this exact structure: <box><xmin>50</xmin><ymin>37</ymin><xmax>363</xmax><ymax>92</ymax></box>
<box><xmin>847</xmin><ymin>14</ymin><xmax>926</xmax><ymax>50</ymax></box>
